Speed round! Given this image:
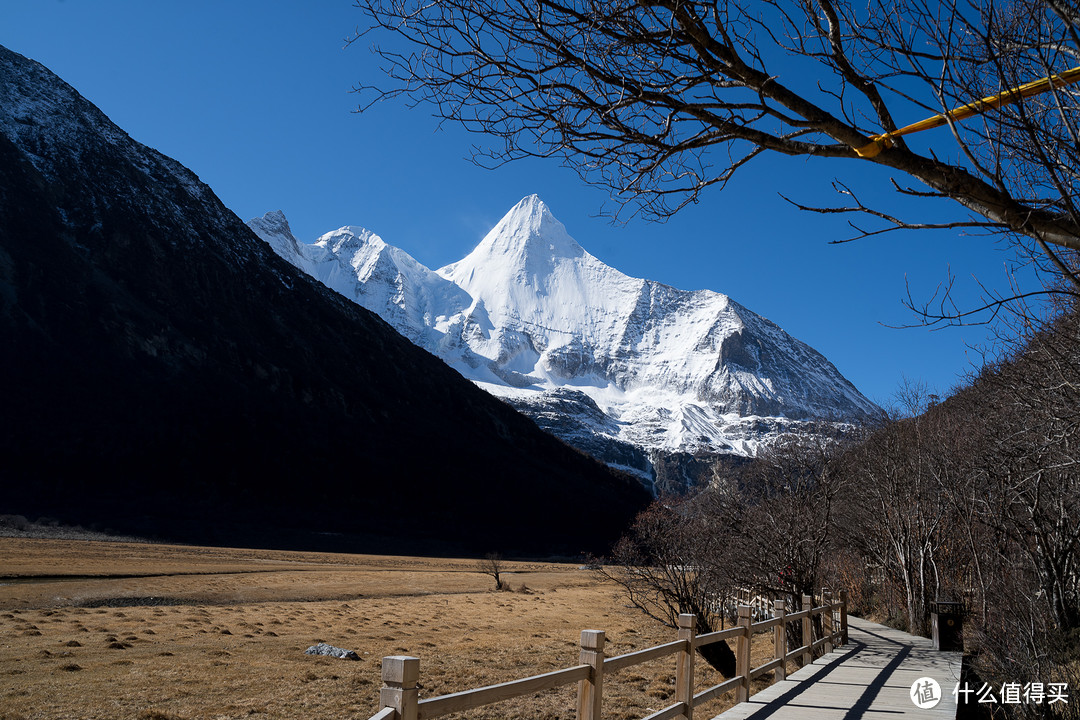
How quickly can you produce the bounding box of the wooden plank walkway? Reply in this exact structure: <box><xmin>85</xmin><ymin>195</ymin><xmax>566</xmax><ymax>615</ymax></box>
<box><xmin>711</xmin><ymin>617</ymin><xmax>963</xmax><ymax>719</ymax></box>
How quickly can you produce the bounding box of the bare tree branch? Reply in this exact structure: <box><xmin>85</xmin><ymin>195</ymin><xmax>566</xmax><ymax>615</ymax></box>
<box><xmin>352</xmin><ymin>0</ymin><xmax>1080</xmax><ymax>259</ymax></box>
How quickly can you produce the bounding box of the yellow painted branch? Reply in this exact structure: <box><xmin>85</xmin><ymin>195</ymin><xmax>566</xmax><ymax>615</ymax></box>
<box><xmin>855</xmin><ymin>65</ymin><xmax>1080</xmax><ymax>158</ymax></box>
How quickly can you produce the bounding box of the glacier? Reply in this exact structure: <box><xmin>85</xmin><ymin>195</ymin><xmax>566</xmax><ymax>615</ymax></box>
<box><xmin>249</xmin><ymin>195</ymin><xmax>880</xmax><ymax>491</ymax></box>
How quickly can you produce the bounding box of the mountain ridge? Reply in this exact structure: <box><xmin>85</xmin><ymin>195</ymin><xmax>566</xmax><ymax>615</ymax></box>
<box><xmin>250</xmin><ymin>195</ymin><xmax>879</xmax><ymax>490</ymax></box>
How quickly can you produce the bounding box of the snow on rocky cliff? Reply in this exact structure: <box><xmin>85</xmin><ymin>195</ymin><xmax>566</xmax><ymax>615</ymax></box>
<box><xmin>249</xmin><ymin>195</ymin><xmax>879</xmax><ymax>488</ymax></box>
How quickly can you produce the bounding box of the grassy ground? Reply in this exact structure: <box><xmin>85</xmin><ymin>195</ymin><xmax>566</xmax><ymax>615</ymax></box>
<box><xmin>0</xmin><ymin>538</ymin><xmax>791</xmax><ymax>720</ymax></box>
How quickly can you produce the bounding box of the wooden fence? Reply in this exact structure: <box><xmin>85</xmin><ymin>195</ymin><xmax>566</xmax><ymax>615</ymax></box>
<box><xmin>369</xmin><ymin>590</ymin><xmax>848</xmax><ymax>720</ymax></box>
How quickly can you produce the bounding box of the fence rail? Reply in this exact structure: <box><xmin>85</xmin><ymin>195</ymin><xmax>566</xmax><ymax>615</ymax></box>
<box><xmin>371</xmin><ymin>590</ymin><xmax>847</xmax><ymax>720</ymax></box>
<box><xmin>605</xmin><ymin>639</ymin><xmax>685</xmax><ymax>673</ymax></box>
<box><xmin>418</xmin><ymin>665</ymin><xmax>590</xmax><ymax>719</ymax></box>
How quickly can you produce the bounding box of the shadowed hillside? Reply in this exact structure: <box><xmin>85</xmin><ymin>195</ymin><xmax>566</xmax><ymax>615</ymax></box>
<box><xmin>0</xmin><ymin>44</ymin><xmax>650</xmax><ymax>556</ymax></box>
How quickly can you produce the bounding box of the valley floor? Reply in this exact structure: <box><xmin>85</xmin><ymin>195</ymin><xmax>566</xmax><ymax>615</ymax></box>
<box><xmin>0</xmin><ymin>538</ymin><xmax>783</xmax><ymax>720</ymax></box>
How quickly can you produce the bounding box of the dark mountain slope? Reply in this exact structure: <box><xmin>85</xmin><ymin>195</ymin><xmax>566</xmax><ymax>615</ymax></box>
<box><xmin>0</xmin><ymin>45</ymin><xmax>649</xmax><ymax>555</ymax></box>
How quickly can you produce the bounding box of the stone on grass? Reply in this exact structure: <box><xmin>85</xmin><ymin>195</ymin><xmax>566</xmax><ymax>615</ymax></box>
<box><xmin>305</xmin><ymin>642</ymin><xmax>360</xmax><ymax>660</ymax></box>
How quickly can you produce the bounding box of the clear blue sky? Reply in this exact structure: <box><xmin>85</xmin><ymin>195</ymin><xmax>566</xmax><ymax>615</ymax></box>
<box><xmin>3</xmin><ymin>1</ymin><xmax>1033</xmax><ymax>408</ymax></box>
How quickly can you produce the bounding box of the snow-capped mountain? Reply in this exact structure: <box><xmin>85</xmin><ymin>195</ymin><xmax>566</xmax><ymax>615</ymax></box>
<box><xmin>250</xmin><ymin>196</ymin><xmax>879</xmax><ymax>490</ymax></box>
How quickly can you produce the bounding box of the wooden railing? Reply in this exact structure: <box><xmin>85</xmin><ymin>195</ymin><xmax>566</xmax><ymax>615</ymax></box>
<box><xmin>370</xmin><ymin>590</ymin><xmax>848</xmax><ymax>720</ymax></box>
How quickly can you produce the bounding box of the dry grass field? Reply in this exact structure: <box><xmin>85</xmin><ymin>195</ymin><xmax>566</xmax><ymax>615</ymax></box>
<box><xmin>0</xmin><ymin>538</ymin><xmax>788</xmax><ymax>720</ymax></box>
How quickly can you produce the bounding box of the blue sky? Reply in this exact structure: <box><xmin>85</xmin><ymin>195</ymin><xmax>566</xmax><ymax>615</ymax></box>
<box><xmin>3</xmin><ymin>1</ymin><xmax>1033</xmax><ymax>408</ymax></box>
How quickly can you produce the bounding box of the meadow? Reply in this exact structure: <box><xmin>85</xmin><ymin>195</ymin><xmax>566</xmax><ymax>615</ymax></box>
<box><xmin>0</xmin><ymin>537</ymin><xmax>782</xmax><ymax>720</ymax></box>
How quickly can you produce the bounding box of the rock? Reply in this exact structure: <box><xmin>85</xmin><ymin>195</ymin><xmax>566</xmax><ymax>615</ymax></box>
<box><xmin>305</xmin><ymin>642</ymin><xmax>360</xmax><ymax>661</ymax></box>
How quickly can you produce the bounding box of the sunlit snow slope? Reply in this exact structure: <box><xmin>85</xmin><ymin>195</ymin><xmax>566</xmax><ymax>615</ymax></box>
<box><xmin>250</xmin><ymin>196</ymin><xmax>879</xmax><ymax>488</ymax></box>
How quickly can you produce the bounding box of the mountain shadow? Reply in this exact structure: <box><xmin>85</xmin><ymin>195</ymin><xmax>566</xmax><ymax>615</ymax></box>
<box><xmin>0</xmin><ymin>44</ymin><xmax>650</xmax><ymax>556</ymax></box>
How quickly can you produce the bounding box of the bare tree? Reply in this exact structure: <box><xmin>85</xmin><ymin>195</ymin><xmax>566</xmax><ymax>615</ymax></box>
<box><xmin>973</xmin><ymin>306</ymin><xmax>1080</xmax><ymax>632</ymax></box>
<box><xmin>710</xmin><ymin>433</ymin><xmax>847</xmax><ymax>603</ymax></box>
<box><xmin>353</xmin><ymin>0</ymin><xmax>1080</xmax><ymax>307</ymax></box>
<box><xmin>599</xmin><ymin>433</ymin><xmax>850</xmax><ymax>675</ymax></box>
<box><xmin>839</xmin><ymin>397</ymin><xmax>955</xmax><ymax>636</ymax></box>
<box><xmin>477</xmin><ymin>552</ymin><xmax>506</xmax><ymax>590</ymax></box>
<box><xmin>600</xmin><ymin>499</ymin><xmax>738</xmax><ymax>675</ymax></box>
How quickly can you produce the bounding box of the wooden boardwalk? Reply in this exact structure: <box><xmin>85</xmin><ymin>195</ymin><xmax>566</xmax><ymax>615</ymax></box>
<box><xmin>711</xmin><ymin>617</ymin><xmax>963</xmax><ymax>720</ymax></box>
<box><xmin>370</xmin><ymin>598</ymin><xmax>965</xmax><ymax>720</ymax></box>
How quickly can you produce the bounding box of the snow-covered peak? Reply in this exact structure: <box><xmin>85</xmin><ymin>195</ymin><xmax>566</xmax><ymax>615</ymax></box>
<box><xmin>248</xmin><ymin>213</ymin><xmax>475</xmax><ymax>348</ymax></box>
<box><xmin>257</xmin><ymin>209</ymin><xmax>290</xmax><ymax>231</ymax></box>
<box><xmin>488</xmin><ymin>194</ymin><xmax>584</xmax><ymax>259</ymax></box>
<box><xmin>312</xmin><ymin>226</ymin><xmax>437</xmax><ymax>290</ymax></box>
<box><xmin>438</xmin><ymin>195</ymin><xmax>643</xmax><ymax>348</ymax></box>
<box><xmin>440</xmin><ymin>194</ymin><xmax>590</xmax><ymax>286</ymax></box>
<box><xmin>316</xmin><ymin>226</ymin><xmax>381</xmax><ymax>252</ymax></box>
<box><xmin>250</xmin><ymin>196</ymin><xmax>880</xmax><ymax>490</ymax></box>
<box><xmin>248</xmin><ymin>210</ymin><xmax>304</xmax><ymax>263</ymax></box>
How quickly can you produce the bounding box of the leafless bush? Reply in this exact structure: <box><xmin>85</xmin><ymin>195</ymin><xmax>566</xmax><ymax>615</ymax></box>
<box><xmin>477</xmin><ymin>553</ymin><xmax>507</xmax><ymax>591</ymax></box>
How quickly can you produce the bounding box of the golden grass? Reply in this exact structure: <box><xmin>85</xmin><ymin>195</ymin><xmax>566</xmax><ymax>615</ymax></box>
<box><xmin>0</xmin><ymin>538</ymin><xmax>789</xmax><ymax>720</ymax></box>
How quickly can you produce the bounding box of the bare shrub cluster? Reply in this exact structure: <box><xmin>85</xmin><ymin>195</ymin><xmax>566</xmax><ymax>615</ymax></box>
<box><xmin>599</xmin><ymin>430</ymin><xmax>849</xmax><ymax>676</ymax></box>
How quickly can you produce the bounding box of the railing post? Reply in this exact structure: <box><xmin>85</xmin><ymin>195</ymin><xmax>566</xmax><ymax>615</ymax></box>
<box><xmin>676</xmin><ymin>614</ymin><xmax>696</xmax><ymax>720</ymax></box>
<box><xmin>823</xmin><ymin>589</ymin><xmax>834</xmax><ymax>654</ymax></box>
<box><xmin>576</xmin><ymin>629</ymin><xmax>605</xmax><ymax>720</ymax></box>
<box><xmin>839</xmin><ymin>590</ymin><xmax>849</xmax><ymax>645</ymax></box>
<box><xmin>772</xmin><ymin>598</ymin><xmax>786</xmax><ymax>683</ymax></box>
<box><xmin>801</xmin><ymin>595</ymin><xmax>813</xmax><ymax>666</ymax></box>
<box><xmin>736</xmin><ymin>605</ymin><xmax>752</xmax><ymax>703</ymax></box>
<box><xmin>381</xmin><ymin>656</ymin><xmax>420</xmax><ymax>720</ymax></box>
